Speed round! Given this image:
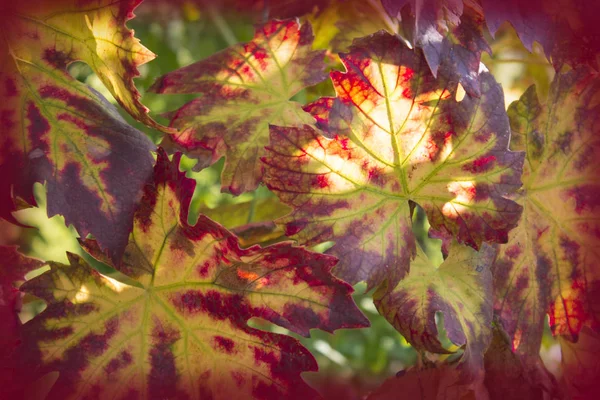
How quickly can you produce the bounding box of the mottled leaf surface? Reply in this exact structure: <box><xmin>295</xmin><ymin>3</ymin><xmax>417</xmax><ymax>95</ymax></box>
<box><xmin>382</xmin><ymin>0</ymin><xmax>490</xmax><ymax>96</ymax></box>
<box><xmin>493</xmin><ymin>69</ymin><xmax>600</xmax><ymax>354</ymax></box>
<box><xmin>374</xmin><ymin>242</ymin><xmax>495</xmax><ymax>380</ymax></box>
<box><xmin>0</xmin><ymin>0</ymin><xmax>158</xmax><ymax>261</ymax></box>
<box><xmin>310</xmin><ymin>0</ymin><xmax>396</xmax><ymax>53</ymax></box>
<box><xmin>17</xmin><ymin>149</ymin><xmax>368</xmax><ymax>400</ymax></box>
<box><xmin>152</xmin><ymin>19</ymin><xmax>327</xmax><ymax>194</ymax></box>
<box><xmin>482</xmin><ymin>0</ymin><xmax>600</xmax><ymax>71</ymax></box>
<box><xmin>0</xmin><ymin>247</ymin><xmax>44</xmax><ymax>387</ymax></box>
<box><xmin>263</xmin><ymin>32</ymin><xmax>522</xmax><ymax>289</ymax></box>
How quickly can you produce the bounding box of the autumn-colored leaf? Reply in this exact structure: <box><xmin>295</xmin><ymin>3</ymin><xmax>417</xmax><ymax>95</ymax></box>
<box><xmin>0</xmin><ymin>0</ymin><xmax>160</xmax><ymax>261</ymax></box>
<box><xmin>482</xmin><ymin>0</ymin><xmax>600</xmax><ymax>71</ymax></box>
<box><xmin>381</xmin><ymin>0</ymin><xmax>490</xmax><ymax>96</ymax></box>
<box><xmin>15</xmin><ymin>148</ymin><xmax>368</xmax><ymax>399</ymax></box>
<box><xmin>0</xmin><ymin>247</ymin><xmax>45</xmax><ymax>392</ymax></box>
<box><xmin>309</xmin><ymin>0</ymin><xmax>397</xmax><ymax>53</ymax></box>
<box><xmin>0</xmin><ymin>0</ymin><xmax>168</xmax><ymax>130</ymax></box>
<box><xmin>151</xmin><ymin>19</ymin><xmax>327</xmax><ymax>195</ymax></box>
<box><xmin>492</xmin><ymin>69</ymin><xmax>600</xmax><ymax>356</ymax></box>
<box><xmin>262</xmin><ymin>32</ymin><xmax>523</xmax><ymax>289</ymax></box>
<box><xmin>374</xmin><ymin>241</ymin><xmax>495</xmax><ymax>380</ymax></box>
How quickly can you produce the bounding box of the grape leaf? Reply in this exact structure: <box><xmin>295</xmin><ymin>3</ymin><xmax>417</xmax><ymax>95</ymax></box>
<box><xmin>482</xmin><ymin>0</ymin><xmax>600</xmax><ymax>71</ymax></box>
<box><xmin>16</xmin><ymin>148</ymin><xmax>368</xmax><ymax>399</ymax></box>
<box><xmin>0</xmin><ymin>0</ymin><xmax>160</xmax><ymax>261</ymax></box>
<box><xmin>262</xmin><ymin>32</ymin><xmax>523</xmax><ymax>289</ymax></box>
<box><xmin>493</xmin><ymin>69</ymin><xmax>600</xmax><ymax>354</ymax></box>
<box><xmin>381</xmin><ymin>0</ymin><xmax>491</xmax><ymax>96</ymax></box>
<box><xmin>374</xmin><ymin>241</ymin><xmax>495</xmax><ymax>380</ymax></box>
<box><xmin>309</xmin><ymin>0</ymin><xmax>397</xmax><ymax>53</ymax></box>
<box><xmin>0</xmin><ymin>0</ymin><xmax>167</xmax><ymax>130</ymax></box>
<box><xmin>0</xmin><ymin>247</ymin><xmax>45</xmax><ymax>391</ymax></box>
<box><xmin>151</xmin><ymin>19</ymin><xmax>327</xmax><ymax>195</ymax></box>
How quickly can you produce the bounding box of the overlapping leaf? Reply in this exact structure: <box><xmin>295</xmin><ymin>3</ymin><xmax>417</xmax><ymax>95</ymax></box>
<box><xmin>262</xmin><ymin>32</ymin><xmax>523</xmax><ymax>289</ymax></box>
<box><xmin>16</xmin><ymin>149</ymin><xmax>368</xmax><ymax>399</ymax></box>
<box><xmin>0</xmin><ymin>247</ymin><xmax>45</xmax><ymax>389</ymax></box>
<box><xmin>0</xmin><ymin>0</ymin><xmax>161</xmax><ymax>261</ymax></box>
<box><xmin>482</xmin><ymin>0</ymin><xmax>600</xmax><ymax>71</ymax></box>
<box><xmin>374</xmin><ymin>241</ymin><xmax>495</xmax><ymax>380</ymax></box>
<box><xmin>492</xmin><ymin>69</ymin><xmax>600</xmax><ymax>355</ymax></box>
<box><xmin>310</xmin><ymin>0</ymin><xmax>397</xmax><ymax>53</ymax></box>
<box><xmin>152</xmin><ymin>19</ymin><xmax>327</xmax><ymax>195</ymax></box>
<box><xmin>381</xmin><ymin>0</ymin><xmax>490</xmax><ymax>96</ymax></box>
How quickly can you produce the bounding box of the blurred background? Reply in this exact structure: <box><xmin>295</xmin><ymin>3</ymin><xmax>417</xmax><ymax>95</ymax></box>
<box><xmin>1</xmin><ymin>1</ymin><xmax>562</xmax><ymax>397</ymax></box>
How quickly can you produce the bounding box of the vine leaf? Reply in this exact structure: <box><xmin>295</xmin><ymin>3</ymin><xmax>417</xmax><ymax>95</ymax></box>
<box><xmin>309</xmin><ymin>0</ymin><xmax>397</xmax><ymax>53</ymax></box>
<box><xmin>381</xmin><ymin>0</ymin><xmax>491</xmax><ymax>96</ymax></box>
<box><xmin>482</xmin><ymin>0</ymin><xmax>600</xmax><ymax>71</ymax></box>
<box><xmin>151</xmin><ymin>19</ymin><xmax>328</xmax><ymax>195</ymax></box>
<box><xmin>0</xmin><ymin>0</ymin><xmax>160</xmax><ymax>261</ymax></box>
<box><xmin>493</xmin><ymin>69</ymin><xmax>600</xmax><ymax>355</ymax></box>
<box><xmin>16</xmin><ymin>148</ymin><xmax>368</xmax><ymax>399</ymax></box>
<box><xmin>374</xmin><ymin>241</ymin><xmax>495</xmax><ymax>381</ymax></box>
<box><xmin>0</xmin><ymin>247</ymin><xmax>45</xmax><ymax>390</ymax></box>
<box><xmin>262</xmin><ymin>32</ymin><xmax>523</xmax><ymax>289</ymax></box>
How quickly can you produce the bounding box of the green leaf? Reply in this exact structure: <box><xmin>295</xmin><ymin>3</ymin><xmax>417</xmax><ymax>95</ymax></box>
<box><xmin>374</xmin><ymin>241</ymin><xmax>495</xmax><ymax>380</ymax></box>
<box><xmin>151</xmin><ymin>19</ymin><xmax>328</xmax><ymax>195</ymax></box>
<box><xmin>262</xmin><ymin>32</ymin><xmax>523</xmax><ymax>289</ymax></box>
<box><xmin>16</xmin><ymin>148</ymin><xmax>368</xmax><ymax>399</ymax></box>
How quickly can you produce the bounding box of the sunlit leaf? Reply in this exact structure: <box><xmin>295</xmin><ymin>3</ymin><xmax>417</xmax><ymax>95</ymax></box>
<box><xmin>493</xmin><ymin>69</ymin><xmax>600</xmax><ymax>355</ymax></box>
<box><xmin>151</xmin><ymin>19</ymin><xmax>327</xmax><ymax>195</ymax></box>
<box><xmin>0</xmin><ymin>0</ymin><xmax>161</xmax><ymax>261</ymax></box>
<box><xmin>309</xmin><ymin>0</ymin><xmax>397</xmax><ymax>53</ymax></box>
<box><xmin>263</xmin><ymin>32</ymin><xmax>523</xmax><ymax>289</ymax></box>
<box><xmin>16</xmin><ymin>148</ymin><xmax>368</xmax><ymax>399</ymax></box>
<box><xmin>374</xmin><ymin>241</ymin><xmax>495</xmax><ymax>380</ymax></box>
<box><xmin>382</xmin><ymin>0</ymin><xmax>491</xmax><ymax>96</ymax></box>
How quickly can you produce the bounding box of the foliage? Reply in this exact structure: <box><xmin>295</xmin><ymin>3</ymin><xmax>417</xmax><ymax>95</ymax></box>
<box><xmin>1</xmin><ymin>0</ymin><xmax>599</xmax><ymax>399</ymax></box>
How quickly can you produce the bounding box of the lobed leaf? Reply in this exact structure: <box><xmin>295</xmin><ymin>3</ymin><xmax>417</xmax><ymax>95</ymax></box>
<box><xmin>493</xmin><ymin>69</ymin><xmax>600</xmax><ymax>354</ymax></box>
<box><xmin>16</xmin><ymin>148</ymin><xmax>368</xmax><ymax>399</ymax></box>
<box><xmin>263</xmin><ymin>32</ymin><xmax>523</xmax><ymax>289</ymax></box>
<box><xmin>0</xmin><ymin>247</ymin><xmax>45</xmax><ymax>390</ymax></box>
<box><xmin>381</xmin><ymin>0</ymin><xmax>491</xmax><ymax>96</ymax></box>
<box><xmin>0</xmin><ymin>0</ymin><xmax>161</xmax><ymax>261</ymax></box>
<box><xmin>151</xmin><ymin>19</ymin><xmax>328</xmax><ymax>195</ymax></box>
<box><xmin>374</xmin><ymin>241</ymin><xmax>495</xmax><ymax>380</ymax></box>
